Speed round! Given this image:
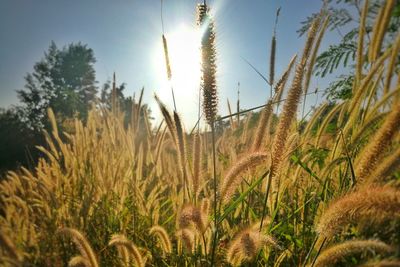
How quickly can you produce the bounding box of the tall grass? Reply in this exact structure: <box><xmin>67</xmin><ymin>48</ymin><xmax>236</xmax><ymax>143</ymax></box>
<box><xmin>1</xmin><ymin>1</ymin><xmax>400</xmax><ymax>266</ymax></box>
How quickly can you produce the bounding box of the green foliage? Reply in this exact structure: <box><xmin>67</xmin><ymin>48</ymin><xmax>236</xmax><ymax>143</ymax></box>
<box><xmin>17</xmin><ymin>41</ymin><xmax>97</xmax><ymax>131</ymax></box>
<box><xmin>0</xmin><ymin>107</ymin><xmax>42</xmax><ymax>175</ymax></box>
<box><xmin>314</xmin><ymin>42</ymin><xmax>357</xmax><ymax>77</ymax></box>
<box><xmin>325</xmin><ymin>74</ymin><xmax>354</xmax><ymax>101</ymax></box>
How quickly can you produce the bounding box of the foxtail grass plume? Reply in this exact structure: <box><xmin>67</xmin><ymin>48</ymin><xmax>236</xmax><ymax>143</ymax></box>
<box><xmin>355</xmin><ymin>102</ymin><xmax>400</xmax><ymax>182</ymax></box>
<box><xmin>220</xmin><ymin>152</ymin><xmax>268</xmax><ymax>203</ymax></box>
<box><xmin>316</xmin><ymin>186</ymin><xmax>400</xmax><ymax>238</ymax></box>
<box><xmin>109</xmin><ymin>234</ymin><xmax>144</xmax><ymax>267</ymax></box>
<box><xmin>149</xmin><ymin>225</ymin><xmax>172</xmax><ymax>254</ymax></box>
<box><xmin>197</xmin><ymin>2</ymin><xmax>218</xmax><ymax>125</ymax></box>
<box><xmin>251</xmin><ymin>101</ymin><xmax>273</xmax><ymax>151</ymax></box>
<box><xmin>369</xmin><ymin>0</ymin><xmax>395</xmax><ymax>62</ymax></box>
<box><xmin>226</xmin><ymin>225</ymin><xmax>279</xmax><ymax>266</ymax></box>
<box><xmin>269</xmin><ymin>7</ymin><xmax>280</xmax><ymax>87</ymax></box>
<box><xmin>176</xmin><ymin>228</ymin><xmax>195</xmax><ymax>252</ymax></box>
<box><xmin>68</xmin><ymin>256</ymin><xmax>90</xmax><ymax>267</ymax></box>
<box><xmin>366</xmin><ymin>146</ymin><xmax>400</xmax><ymax>184</ymax></box>
<box><xmin>178</xmin><ymin>204</ymin><xmax>207</xmax><ymax>233</ymax></box>
<box><xmin>173</xmin><ymin>111</ymin><xmax>188</xmax><ymax>189</ymax></box>
<box><xmin>270</xmin><ymin>17</ymin><xmax>320</xmax><ymax>179</ymax></box>
<box><xmin>162</xmin><ymin>34</ymin><xmax>172</xmax><ymax>81</ymax></box>
<box><xmin>155</xmin><ymin>94</ymin><xmax>176</xmax><ymax>144</ymax></box>
<box><xmin>58</xmin><ymin>228</ymin><xmax>99</xmax><ymax>267</ymax></box>
<box><xmin>314</xmin><ymin>239</ymin><xmax>393</xmax><ymax>267</ymax></box>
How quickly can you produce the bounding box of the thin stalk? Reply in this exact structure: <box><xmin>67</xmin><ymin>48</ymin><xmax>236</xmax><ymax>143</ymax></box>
<box><xmin>210</xmin><ymin>122</ymin><xmax>218</xmax><ymax>266</ymax></box>
<box><xmin>259</xmin><ymin>171</ymin><xmax>273</xmax><ymax>231</ymax></box>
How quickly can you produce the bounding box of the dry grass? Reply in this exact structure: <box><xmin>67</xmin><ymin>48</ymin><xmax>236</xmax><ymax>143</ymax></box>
<box><xmin>0</xmin><ymin>1</ymin><xmax>399</xmax><ymax>266</ymax></box>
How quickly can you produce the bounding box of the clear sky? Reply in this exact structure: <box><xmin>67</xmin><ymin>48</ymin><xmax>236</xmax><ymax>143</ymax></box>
<box><xmin>0</xmin><ymin>0</ymin><xmax>348</xmax><ymax>129</ymax></box>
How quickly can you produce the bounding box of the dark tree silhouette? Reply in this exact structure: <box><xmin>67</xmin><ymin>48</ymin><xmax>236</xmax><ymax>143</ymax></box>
<box><xmin>17</xmin><ymin>41</ymin><xmax>97</xmax><ymax>131</ymax></box>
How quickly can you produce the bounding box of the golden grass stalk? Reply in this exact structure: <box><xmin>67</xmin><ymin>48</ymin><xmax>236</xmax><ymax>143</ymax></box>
<box><xmin>270</xmin><ymin>17</ymin><xmax>320</xmax><ymax>179</ymax></box>
<box><xmin>174</xmin><ymin>111</ymin><xmax>188</xmax><ymax>191</ymax></box>
<box><xmin>274</xmin><ymin>54</ymin><xmax>297</xmax><ymax>105</ymax></box>
<box><xmin>366</xmin><ymin>146</ymin><xmax>400</xmax><ymax>184</ymax></box>
<box><xmin>304</xmin><ymin>15</ymin><xmax>329</xmax><ymax>95</ymax></box>
<box><xmin>162</xmin><ymin>34</ymin><xmax>172</xmax><ymax>81</ymax></box>
<box><xmin>201</xmin><ymin>198</ymin><xmax>210</xmax><ymax>217</ymax></box>
<box><xmin>226</xmin><ymin>226</ymin><xmax>279</xmax><ymax>266</ymax></box>
<box><xmin>314</xmin><ymin>239</ymin><xmax>393</xmax><ymax>267</ymax></box>
<box><xmin>149</xmin><ymin>225</ymin><xmax>172</xmax><ymax>254</ymax></box>
<box><xmin>176</xmin><ymin>228</ymin><xmax>195</xmax><ymax>252</ymax></box>
<box><xmin>68</xmin><ymin>256</ymin><xmax>90</xmax><ymax>267</ymax></box>
<box><xmin>58</xmin><ymin>228</ymin><xmax>99</xmax><ymax>267</ymax></box>
<box><xmin>356</xmin><ymin>0</ymin><xmax>368</xmax><ymax>84</ymax></box>
<box><xmin>227</xmin><ymin>99</ymin><xmax>235</xmax><ymax>129</ymax></box>
<box><xmin>178</xmin><ymin>204</ymin><xmax>207</xmax><ymax>233</ymax></box>
<box><xmin>269</xmin><ymin>8</ymin><xmax>280</xmax><ymax>87</ymax></box>
<box><xmin>251</xmin><ymin>100</ymin><xmax>273</xmax><ymax>152</ymax></box>
<box><xmin>355</xmin><ymin>102</ymin><xmax>400</xmax><ymax>182</ymax></box>
<box><xmin>369</xmin><ymin>0</ymin><xmax>395</xmax><ymax>62</ymax></box>
<box><xmin>383</xmin><ymin>34</ymin><xmax>400</xmax><ymax>94</ymax></box>
<box><xmin>192</xmin><ymin>133</ymin><xmax>202</xmax><ymax>198</ymax></box>
<box><xmin>0</xmin><ymin>232</ymin><xmax>20</xmax><ymax>262</ymax></box>
<box><xmin>197</xmin><ymin>3</ymin><xmax>218</xmax><ymax>125</ymax></box>
<box><xmin>270</xmin><ymin>35</ymin><xmax>276</xmax><ymax>87</ymax></box>
<box><xmin>155</xmin><ymin>94</ymin><xmax>176</xmax><ymax>145</ymax></box>
<box><xmin>220</xmin><ymin>152</ymin><xmax>268</xmax><ymax>204</ymax></box>
<box><xmin>316</xmin><ymin>186</ymin><xmax>400</xmax><ymax>238</ymax></box>
<box><xmin>109</xmin><ymin>234</ymin><xmax>144</xmax><ymax>267</ymax></box>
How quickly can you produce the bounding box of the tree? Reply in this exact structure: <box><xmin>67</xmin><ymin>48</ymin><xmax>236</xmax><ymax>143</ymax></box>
<box><xmin>0</xmin><ymin>107</ymin><xmax>42</xmax><ymax>175</ymax></box>
<box><xmin>17</xmin><ymin>41</ymin><xmax>97</xmax><ymax>131</ymax></box>
<box><xmin>298</xmin><ymin>0</ymin><xmax>400</xmax><ymax>101</ymax></box>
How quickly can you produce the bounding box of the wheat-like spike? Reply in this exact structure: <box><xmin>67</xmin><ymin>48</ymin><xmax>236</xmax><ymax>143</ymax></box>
<box><xmin>176</xmin><ymin>228</ymin><xmax>195</xmax><ymax>252</ymax></box>
<box><xmin>109</xmin><ymin>234</ymin><xmax>144</xmax><ymax>267</ymax></box>
<box><xmin>178</xmin><ymin>204</ymin><xmax>207</xmax><ymax>233</ymax></box>
<box><xmin>200</xmin><ymin>198</ymin><xmax>210</xmax><ymax>217</ymax></box>
<box><xmin>220</xmin><ymin>152</ymin><xmax>268</xmax><ymax>204</ymax></box>
<box><xmin>226</xmin><ymin>226</ymin><xmax>279</xmax><ymax>266</ymax></box>
<box><xmin>269</xmin><ymin>8</ymin><xmax>280</xmax><ymax>87</ymax></box>
<box><xmin>370</xmin><ymin>0</ymin><xmax>395</xmax><ymax>62</ymax></box>
<box><xmin>314</xmin><ymin>239</ymin><xmax>393</xmax><ymax>267</ymax></box>
<box><xmin>192</xmin><ymin>133</ymin><xmax>202</xmax><ymax>198</ymax></box>
<box><xmin>274</xmin><ymin>54</ymin><xmax>297</xmax><ymax>105</ymax></box>
<box><xmin>47</xmin><ymin>108</ymin><xmax>59</xmax><ymax>138</ymax></box>
<box><xmin>316</xmin><ymin>187</ymin><xmax>400</xmax><ymax>238</ymax></box>
<box><xmin>304</xmin><ymin>15</ymin><xmax>330</xmax><ymax>95</ymax></box>
<box><xmin>366</xmin><ymin>146</ymin><xmax>400</xmax><ymax>184</ymax></box>
<box><xmin>0</xmin><ymin>231</ymin><xmax>20</xmax><ymax>262</ymax></box>
<box><xmin>174</xmin><ymin>111</ymin><xmax>188</xmax><ymax>190</ymax></box>
<box><xmin>251</xmin><ymin>100</ymin><xmax>273</xmax><ymax>152</ymax></box>
<box><xmin>356</xmin><ymin>0</ymin><xmax>368</xmax><ymax>84</ymax></box>
<box><xmin>269</xmin><ymin>35</ymin><xmax>276</xmax><ymax>87</ymax></box>
<box><xmin>355</xmin><ymin>102</ymin><xmax>400</xmax><ymax>182</ymax></box>
<box><xmin>155</xmin><ymin>94</ymin><xmax>177</xmax><ymax>144</ymax></box>
<box><xmin>383</xmin><ymin>34</ymin><xmax>400</xmax><ymax>94</ymax></box>
<box><xmin>198</xmin><ymin>3</ymin><xmax>218</xmax><ymax>125</ymax></box>
<box><xmin>58</xmin><ymin>228</ymin><xmax>98</xmax><ymax>267</ymax></box>
<box><xmin>68</xmin><ymin>256</ymin><xmax>90</xmax><ymax>267</ymax></box>
<box><xmin>149</xmin><ymin>225</ymin><xmax>172</xmax><ymax>254</ymax></box>
<box><xmin>227</xmin><ymin>99</ymin><xmax>235</xmax><ymax>128</ymax></box>
<box><xmin>368</xmin><ymin>3</ymin><xmax>385</xmax><ymax>62</ymax></box>
<box><xmin>162</xmin><ymin>34</ymin><xmax>172</xmax><ymax>81</ymax></box>
<box><xmin>270</xmin><ymin>17</ymin><xmax>320</xmax><ymax>179</ymax></box>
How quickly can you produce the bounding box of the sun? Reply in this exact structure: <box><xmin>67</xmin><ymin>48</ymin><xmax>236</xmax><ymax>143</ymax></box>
<box><xmin>154</xmin><ymin>24</ymin><xmax>202</xmax><ymax>113</ymax></box>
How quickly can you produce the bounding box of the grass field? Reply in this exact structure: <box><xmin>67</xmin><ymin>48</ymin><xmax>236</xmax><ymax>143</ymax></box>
<box><xmin>1</xmin><ymin>1</ymin><xmax>400</xmax><ymax>266</ymax></box>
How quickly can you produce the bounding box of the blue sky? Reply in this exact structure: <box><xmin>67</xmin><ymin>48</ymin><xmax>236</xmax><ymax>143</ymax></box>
<box><xmin>0</xmin><ymin>0</ymin><xmax>350</xmax><ymax>128</ymax></box>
